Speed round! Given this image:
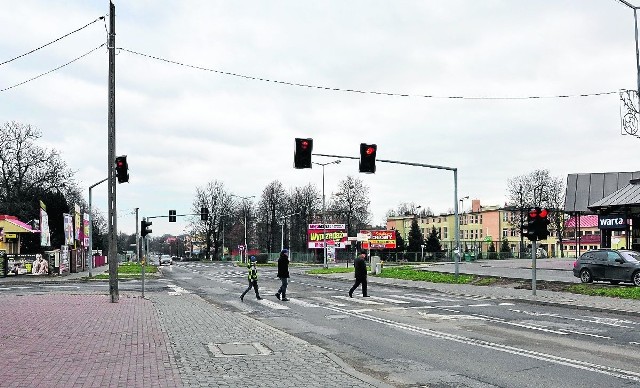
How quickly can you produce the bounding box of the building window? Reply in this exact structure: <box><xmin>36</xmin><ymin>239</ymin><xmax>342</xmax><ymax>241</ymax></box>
<box><xmin>443</xmin><ymin>227</ymin><xmax>448</xmax><ymax>239</ymax></box>
<box><xmin>502</xmin><ymin>228</ymin><xmax>508</xmax><ymax>237</ymax></box>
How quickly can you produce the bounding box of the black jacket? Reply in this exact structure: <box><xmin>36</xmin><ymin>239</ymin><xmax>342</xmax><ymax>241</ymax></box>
<box><xmin>354</xmin><ymin>255</ymin><xmax>367</xmax><ymax>281</ymax></box>
<box><xmin>277</xmin><ymin>254</ymin><xmax>289</xmax><ymax>278</ymax></box>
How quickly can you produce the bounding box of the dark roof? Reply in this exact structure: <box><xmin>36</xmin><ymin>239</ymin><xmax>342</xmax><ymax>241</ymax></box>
<box><xmin>588</xmin><ymin>179</ymin><xmax>640</xmax><ymax>212</ymax></box>
<box><xmin>564</xmin><ymin>172</ymin><xmax>640</xmax><ymax>213</ymax></box>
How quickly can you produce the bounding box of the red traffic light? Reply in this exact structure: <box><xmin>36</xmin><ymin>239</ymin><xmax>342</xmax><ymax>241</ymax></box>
<box><xmin>301</xmin><ymin>140</ymin><xmax>309</xmax><ymax>150</ymax></box>
<box><xmin>529</xmin><ymin>209</ymin><xmax>538</xmax><ymax>218</ymax></box>
<box><xmin>365</xmin><ymin>146</ymin><xmax>375</xmax><ymax>155</ymax></box>
<box><xmin>538</xmin><ymin>208</ymin><xmax>548</xmax><ymax>218</ymax></box>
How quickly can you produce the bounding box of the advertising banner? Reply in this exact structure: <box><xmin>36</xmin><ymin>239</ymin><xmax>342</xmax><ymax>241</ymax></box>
<box><xmin>63</xmin><ymin>213</ymin><xmax>74</xmax><ymax>246</ymax></box>
<box><xmin>83</xmin><ymin>213</ymin><xmax>90</xmax><ymax>247</ymax></box>
<box><xmin>361</xmin><ymin>230</ymin><xmax>396</xmax><ymax>249</ymax></box>
<box><xmin>39</xmin><ymin>203</ymin><xmax>51</xmax><ymax>247</ymax></box>
<box><xmin>307</xmin><ymin>224</ymin><xmax>347</xmax><ymax>249</ymax></box>
<box><xmin>74</xmin><ymin>204</ymin><xmax>81</xmax><ymax>241</ymax></box>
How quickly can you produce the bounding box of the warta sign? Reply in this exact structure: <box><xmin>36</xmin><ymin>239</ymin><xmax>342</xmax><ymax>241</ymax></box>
<box><xmin>598</xmin><ymin>216</ymin><xmax>627</xmax><ymax>230</ymax></box>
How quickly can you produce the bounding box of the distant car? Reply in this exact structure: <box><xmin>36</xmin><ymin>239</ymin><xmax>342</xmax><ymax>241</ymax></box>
<box><xmin>573</xmin><ymin>249</ymin><xmax>640</xmax><ymax>286</ymax></box>
<box><xmin>159</xmin><ymin>255</ymin><xmax>173</xmax><ymax>266</ymax></box>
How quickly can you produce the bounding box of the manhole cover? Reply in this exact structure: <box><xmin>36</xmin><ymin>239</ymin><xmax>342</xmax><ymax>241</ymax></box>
<box><xmin>206</xmin><ymin>342</ymin><xmax>272</xmax><ymax>357</ymax></box>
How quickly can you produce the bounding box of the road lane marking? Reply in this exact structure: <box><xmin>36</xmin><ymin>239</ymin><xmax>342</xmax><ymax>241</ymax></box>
<box><xmin>321</xmin><ymin>304</ymin><xmax>640</xmax><ymax>383</ymax></box>
<box><xmin>392</xmin><ymin>295</ymin><xmax>440</xmax><ymax>303</ymax></box>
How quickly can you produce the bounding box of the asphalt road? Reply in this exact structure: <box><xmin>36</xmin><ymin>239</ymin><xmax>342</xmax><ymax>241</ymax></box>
<box><xmin>158</xmin><ymin>262</ymin><xmax>640</xmax><ymax>388</ymax></box>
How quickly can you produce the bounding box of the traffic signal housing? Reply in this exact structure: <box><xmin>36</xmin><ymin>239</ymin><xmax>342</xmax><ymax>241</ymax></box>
<box><xmin>201</xmin><ymin>207</ymin><xmax>209</xmax><ymax>221</ymax></box>
<box><xmin>141</xmin><ymin>220</ymin><xmax>152</xmax><ymax>237</ymax></box>
<box><xmin>536</xmin><ymin>208</ymin><xmax>550</xmax><ymax>240</ymax></box>
<box><xmin>169</xmin><ymin>210</ymin><xmax>176</xmax><ymax>222</ymax></box>
<box><xmin>294</xmin><ymin>138</ymin><xmax>313</xmax><ymax>169</ymax></box>
<box><xmin>359</xmin><ymin>143</ymin><xmax>377</xmax><ymax>173</ymax></box>
<box><xmin>115</xmin><ymin>155</ymin><xmax>129</xmax><ymax>183</ymax></box>
<box><xmin>525</xmin><ymin>208</ymin><xmax>538</xmax><ymax>241</ymax></box>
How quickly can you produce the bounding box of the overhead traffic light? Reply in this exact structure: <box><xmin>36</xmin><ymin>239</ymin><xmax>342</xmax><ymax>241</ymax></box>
<box><xmin>525</xmin><ymin>208</ymin><xmax>538</xmax><ymax>241</ymax></box>
<box><xmin>294</xmin><ymin>138</ymin><xmax>313</xmax><ymax>169</ymax></box>
<box><xmin>115</xmin><ymin>155</ymin><xmax>129</xmax><ymax>183</ymax></box>
<box><xmin>141</xmin><ymin>219</ymin><xmax>152</xmax><ymax>237</ymax></box>
<box><xmin>169</xmin><ymin>210</ymin><xmax>176</xmax><ymax>222</ymax></box>
<box><xmin>359</xmin><ymin>143</ymin><xmax>377</xmax><ymax>173</ymax></box>
<box><xmin>201</xmin><ymin>207</ymin><xmax>209</xmax><ymax>221</ymax></box>
<box><xmin>536</xmin><ymin>208</ymin><xmax>550</xmax><ymax>240</ymax></box>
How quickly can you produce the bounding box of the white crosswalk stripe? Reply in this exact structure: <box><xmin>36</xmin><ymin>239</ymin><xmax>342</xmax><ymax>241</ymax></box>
<box><xmin>366</xmin><ymin>295</ymin><xmax>410</xmax><ymax>304</ymax></box>
<box><xmin>332</xmin><ymin>296</ymin><xmax>384</xmax><ymax>305</ymax></box>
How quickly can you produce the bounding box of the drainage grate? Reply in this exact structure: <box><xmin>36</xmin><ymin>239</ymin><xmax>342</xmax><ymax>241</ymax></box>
<box><xmin>206</xmin><ymin>342</ymin><xmax>272</xmax><ymax>357</ymax></box>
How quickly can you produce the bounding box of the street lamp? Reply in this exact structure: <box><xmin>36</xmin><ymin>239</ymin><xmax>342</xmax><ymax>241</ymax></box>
<box><xmin>617</xmin><ymin>0</ymin><xmax>640</xmax><ymax>106</ymax></box>
<box><xmin>88</xmin><ymin>177</ymin><xmax>108</xmax><ymax>277</ymax></box>
<box><xmin>313</xmin><ymin>159</ymin><xmax>341</xmax><ymax>269</ymax></box>
<box><xmin>231</xmin><ymin>194</ymin><xmax>254</xmax><ymax>264</ymax></box>
<box><xmin>280</xmin><ymin>211</ymin><xmax>301</xmax><ymax>253</ymax></box>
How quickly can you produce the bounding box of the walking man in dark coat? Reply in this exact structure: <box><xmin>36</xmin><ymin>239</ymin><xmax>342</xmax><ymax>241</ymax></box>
<box><xmin>275</xmin><ymin>249</ymin><xmax>290</xmax><ymax>301</ymax></box>
<box><xmin>349</xmin><ymin>250</ymin><xmax>369</xmax><ymax>297</ymax></box>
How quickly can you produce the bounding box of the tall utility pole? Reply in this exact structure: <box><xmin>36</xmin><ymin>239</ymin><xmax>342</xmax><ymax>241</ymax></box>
<box><xmin>107</xmin><ymin>1</ymin><xmax>118</xmax><ymax>303</ymax></box>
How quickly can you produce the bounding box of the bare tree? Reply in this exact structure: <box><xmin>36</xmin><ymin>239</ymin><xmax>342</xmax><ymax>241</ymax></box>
<box><xmin>257</xmin><ymin>180</ymin><xmax>288</xmax><ymax>254</ymax></box>
<box><xmin>328</xmin><ymin>176</ymin><xmax>371</xmax><ymax>238</ymax></box>
<box><xmin>0</xmin><ymin>121</ymin><xmax>76</xmax><ymax>223</ymax></box>
<box><xmin>190</xmin><ymin>180</ymin><xmax>234</xmax><ymax>260</ymax></box>
<box><xmin>287</xmin><ymin>183</ymin><xmax>321</xmax><ymax>253</ymax></box>
<box><xmin>385</xmin><ymin>202</ymin><xmax>432</xmax><ymax>219</ymax></box>
<box><xmin>506</xmin><ymin>169</ymin><xmax>566</xmax><ymax>256</ymax></box>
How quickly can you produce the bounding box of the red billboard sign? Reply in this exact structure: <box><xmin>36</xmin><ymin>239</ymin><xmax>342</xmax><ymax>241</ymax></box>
<box><xmin>361</xmin><ymin>230</ymin><xmax>396</xmax><ymax>249</ymax></box>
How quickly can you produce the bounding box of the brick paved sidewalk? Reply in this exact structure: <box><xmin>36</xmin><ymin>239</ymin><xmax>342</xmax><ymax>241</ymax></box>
<box><xmin>0</xmin><ymin>292</ymin><xmax>388</xmax><ymax>388</ymax></box>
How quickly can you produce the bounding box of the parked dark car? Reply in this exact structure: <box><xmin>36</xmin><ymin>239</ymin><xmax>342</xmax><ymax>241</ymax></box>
<box><xmin>573</xmin><ymin>249</ymin><xmax>640</xmax><ymax>286</ymax></box>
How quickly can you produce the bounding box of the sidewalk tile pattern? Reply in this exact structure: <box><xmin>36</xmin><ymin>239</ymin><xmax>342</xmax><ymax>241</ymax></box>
<box><xmin>0</xmin><ymin>294</ymin><xmax>181</xmax><ymax>388</ymax></box>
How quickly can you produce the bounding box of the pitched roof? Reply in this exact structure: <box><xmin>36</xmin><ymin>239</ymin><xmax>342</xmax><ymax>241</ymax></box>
<box><xmin>564</xmin><ymin>171</ymin><xmax>640</xmax><ymax>213</ymax></box>
<box><xmin>0</xmin><ymin>215</ymin><xmax>37</xmax><ymax>233</ymax></box>
<box><xmin>565</xmin><ymin>215</ymin><xmax>599</xmax><ymax>228</ymax></box>
<box><xmin>588</xmin><ymin>179</ymin><xmax>640</xmax><ymax>210</ymax></box>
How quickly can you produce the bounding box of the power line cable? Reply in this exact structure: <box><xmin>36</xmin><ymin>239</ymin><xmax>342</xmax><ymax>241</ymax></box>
<box><xmin>0</xmin><ymin>15</ymin><xmax>105</xmax><ymax>67</ymax></box>
<box><xmin>118</xmin><ymin>47</ymin><xmax>618</xmax><ymax>101</ymax></box>
<box><xmin>0</xmin><ymin>43</ymin><xmax>105</xmax><ymax>92</ymax></box>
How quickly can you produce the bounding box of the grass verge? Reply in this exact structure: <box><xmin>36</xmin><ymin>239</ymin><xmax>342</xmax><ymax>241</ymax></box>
<box><xmin>566</xmin><ymin>284</ymin><xmax>640</xmax><ymax>300</ymax></box>
<box><xmin>91</xmin><ymin>262</ymin><xmax>158</xmax><ymax>280</ymax></box>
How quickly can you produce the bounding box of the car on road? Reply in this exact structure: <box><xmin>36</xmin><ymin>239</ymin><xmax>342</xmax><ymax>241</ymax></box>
<box><xmin>159</xmin><ymin>255</ymin><xmax>173</xmax><ymax>266</ymax></box>
<box><xmin>573</xmin><ymin>249</ymin><xmax>640</xmax><ymax>286</ymax></box>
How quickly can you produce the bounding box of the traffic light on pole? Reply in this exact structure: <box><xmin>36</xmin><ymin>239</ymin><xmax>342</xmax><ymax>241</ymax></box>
<box><xmin>525</xmin><ymin>208</ymin><xmax>538</xmax><ymax>241</ymax></box>
<box><xmin>141</xmin><ymin>219</ymin><xmax>152</xmax><ymax>237</ymax></box>
<box><xmin>115</xmin><ymin>155</ymin><xmax>129</xmax><ymax>183</ymax></box>
<box><xmin>294</xmin><ymin>138</ymin><xmax>313</xmax><ymax>169</ymax></box>
<box><xmin>359</xmin><ymin>143</ymin><xmax>377</xmax><ymax>173</ymax></box>
<box><xmin>169</xmin><ymin>210</ymin><xmax>176</xmax><ymax>222</ymax></box>
<box><xmin>201</xmin><ymin>207</ymin><xmax>209</xmax><ymax>221</ymax></box>
<box><xmin>536</xmin><ymin>208</ymin><xmax>550</xmax><ymax>240</ymax></box>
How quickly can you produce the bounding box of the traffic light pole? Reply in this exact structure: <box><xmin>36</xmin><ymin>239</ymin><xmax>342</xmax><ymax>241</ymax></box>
<box><xmin>531</xmin><ymin>240</ymin><xmax>537</xmax><ymax>296</ymax></box>
<box><xmin>107</xmin><ymin>1</ymin><xmax>118</xmax><ymax>303</ymax></box>
<box><xmin>314</xmin><ymin>153</ymin><xmax>461</xmax><ymax>277</ymax></box>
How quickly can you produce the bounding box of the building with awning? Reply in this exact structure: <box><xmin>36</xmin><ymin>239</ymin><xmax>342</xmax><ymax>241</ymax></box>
<box><xmin>0</xmin><ymin>215</ymin><xmax>38</xmax><ymax>254</ymax></box>
<box><xmin>565</xmin><ymin>172</ymin><xmax>640</xmax><ymax>254</ymax></box>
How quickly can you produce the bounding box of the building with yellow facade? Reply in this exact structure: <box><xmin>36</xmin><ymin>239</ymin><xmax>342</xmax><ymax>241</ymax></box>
<box><xmin>387</xmin><ymin>199</ymin><xmax>560</xmax><ymax>258</ymax></box>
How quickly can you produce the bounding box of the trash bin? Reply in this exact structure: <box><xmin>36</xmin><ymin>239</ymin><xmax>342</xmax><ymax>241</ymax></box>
<box><xmin>464</xmin><ymin>253</ymin><xmax>472</xmax><ymax>262</ymax></box>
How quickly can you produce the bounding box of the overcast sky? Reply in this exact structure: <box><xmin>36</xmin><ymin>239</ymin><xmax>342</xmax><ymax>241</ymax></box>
<box><xmin>2</xmin><ymin>0</ymin><xmax>640</xmax><ymax>236</ymax></box>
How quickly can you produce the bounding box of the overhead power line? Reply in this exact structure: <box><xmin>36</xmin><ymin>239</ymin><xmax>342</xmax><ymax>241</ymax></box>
<box><xmin>0</xmin><ymin>15</ymin><xmax>106</xmax><ymax>67</ymax></box>
<box><xmin>119</xmin><ymin>47</ymin><xmax>618</xmax><ymax>101</ymax></box>
<box><xmin>0</xmin><ymin>43</ymin><xmax>105</xmax><ymax>92</ymax></box>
